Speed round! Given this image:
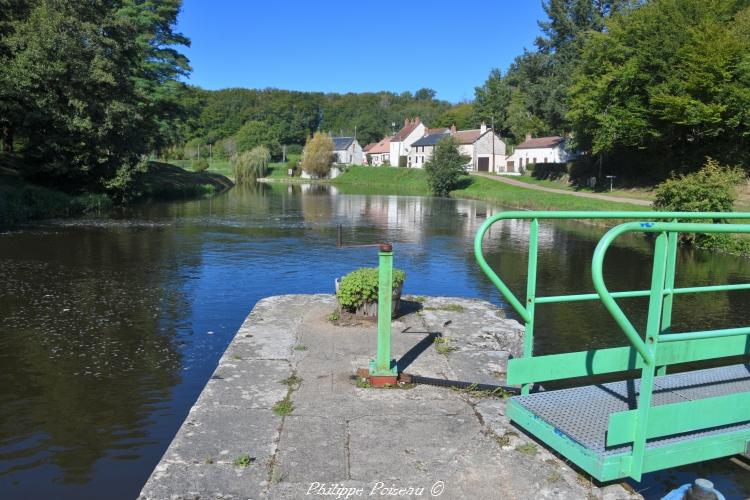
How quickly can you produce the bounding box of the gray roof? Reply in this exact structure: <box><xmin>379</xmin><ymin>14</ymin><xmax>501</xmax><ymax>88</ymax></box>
<box><xmin>332</xmin><ymin>136</ymin><xmax>354</xmax><ymax>150</ymax></box>
<box><xmin>411</xmin><ymin>133</ymin><xmax>448</xmax><ymax>147</ymax></box>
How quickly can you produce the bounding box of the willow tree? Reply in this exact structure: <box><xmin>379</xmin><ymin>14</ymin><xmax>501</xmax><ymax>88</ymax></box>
<box><xmin>301</xmin><ymin>132</ymin><xmax>333</xmax><ymax>178</ymax></box>
<box><xmin>231</xmin><ymin>146</ymin><xmax>270</xmax><ymax>184</ymax></box>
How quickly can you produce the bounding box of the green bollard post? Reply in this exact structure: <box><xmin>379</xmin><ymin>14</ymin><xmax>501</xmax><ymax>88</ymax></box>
<box><xmin>368</xmin><ymin>243</ymin><xmax>398</xmax><ymax>386</ymax></box>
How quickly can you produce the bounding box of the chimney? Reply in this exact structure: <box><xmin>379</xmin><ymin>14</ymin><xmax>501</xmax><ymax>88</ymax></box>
<box><xmin>480</xmin><ymin>122</ymin><xmax>487</xmax><ymax>134</ymax></box>
<box><xmin>415</xmin><ymin>116</ymin><xmax>420</xmax><ymax>124</ymax></box>
<box><xmin>450</xmin><ymin>124</ymin><xmax>457</xmax><ymax>134</ymax></box>
<box><xmin>525</xmin><ymin>132</ymin><xmax>532</xmax><ymax>141</ymax></box>
<box><xmin>404</xmin><ymin>118</ymin><xmax>409</xmax><ymax>126</ymax></box>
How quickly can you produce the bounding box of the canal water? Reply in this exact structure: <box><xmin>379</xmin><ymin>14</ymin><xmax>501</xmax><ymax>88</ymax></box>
<box><xmin>1</xmin><ymin>183</ymin><xmax>748</xmax><ymax>499</ymax></box>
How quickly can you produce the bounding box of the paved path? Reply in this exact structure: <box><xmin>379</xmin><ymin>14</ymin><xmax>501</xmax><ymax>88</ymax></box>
<box><xmin>140</xmin><ymin>295</ymin><xmax>639</xmax><ymax>500</ymax></box>
<box><xmin>473</xmin><ymin>173</ymin><xmax>652</xmax><ymax>207</ymax></box>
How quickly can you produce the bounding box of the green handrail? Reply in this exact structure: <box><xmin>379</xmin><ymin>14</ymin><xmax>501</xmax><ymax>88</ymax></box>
<box><xmin>473</xmin><ymin>211</ymin><xmax>750</xmax><ymax>323</ymax></box>
<box><xmin>592</xmin><ymin>221</ymin><xmax>750</xmax><ymax>363</ymax></box>
<box><xmin>474</xmin><ymin>210</ymin><xmax>750</xmax><ymax>394</ymax></box>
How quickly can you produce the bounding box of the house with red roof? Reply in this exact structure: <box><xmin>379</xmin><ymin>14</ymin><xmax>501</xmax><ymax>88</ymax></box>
<box><xmin>389</xmin><ymin>118</ymin><xmax>426</xmax><ymax>167</ymax></box>
<box><xmin>367</xmin><ymin>136</ymin><xmax>393</xmax><ymax>166</ymax></box>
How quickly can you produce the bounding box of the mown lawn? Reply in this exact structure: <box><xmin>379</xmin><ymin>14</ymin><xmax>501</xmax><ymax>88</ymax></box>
<box><xmin>332</xmin><ymin>166</ymin><xmax>431</xmax><ymax>195</ymax></box>
<box><xmin>453</xmin><ymin>175</ymin><xmax>649</xmax><ymax>212</ymax></box>
<box><xmin>333</xmin><ymin>166</ymin><xmax>649</xmax><ymax>212</ymax></box>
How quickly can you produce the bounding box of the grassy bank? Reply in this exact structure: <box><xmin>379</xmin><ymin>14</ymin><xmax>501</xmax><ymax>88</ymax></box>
<box><xmin>0</xmin><ymin>175</ymin><xmax>111</xmax><ymax>227</ymax></box>
<box><xmin>332</xmin><ymin>166</ymin><xmax>431</xmax><ymax>196</ymax></box>
<box><xmin>0</xmin><ymin>161</ymin><xmax>232</xmax><ymax>227</ymax></box>
<box><xmin>135</xmin><ymin>162</ymin><xmax>233</xmax><ymax>199</ymax></box>
<box><xmin>333</xmin><ymin>166</ymin><xmax>648</xmax><ymax>212</ymax></box>
<box><xmin>161</xmin><ymin>154</ymin><xmax>301</xmax><ymax>181</ymax></box>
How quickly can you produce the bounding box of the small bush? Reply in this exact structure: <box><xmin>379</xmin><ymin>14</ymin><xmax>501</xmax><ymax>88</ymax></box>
<box><xmin>654</xmin><ymin>158</ymin><xmax>747</xmax><ymax>250</ymax></box>
<box><xmin>424</xmin><ymin>137</ymin><xmax>469</xmax><ymax>197</ymax></box>
<box><xmin>336</xmin><ymin>267</ymin><xmax>406</xmax><ymax>312</ymax></box>
<box><xmin>192</xmin><ymin>157</ymin><xmax>209</xmax><ymax>172</ymax></box>
<box><xmin>653</xmin><ymin>158</ymin><xmax>745</xmax><ymax>213</ymax></box>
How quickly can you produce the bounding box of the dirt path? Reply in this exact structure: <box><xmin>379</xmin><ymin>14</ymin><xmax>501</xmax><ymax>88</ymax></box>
<box><xmin>473</xmin><ymin>172</ymin><xmax>652</xmax><ymax>207</ymax></box>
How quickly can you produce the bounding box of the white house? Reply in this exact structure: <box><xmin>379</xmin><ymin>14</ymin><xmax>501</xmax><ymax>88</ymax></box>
<box><xmin>332</xmin><ymin>136</ymin><xmax>363</xmax><ymax>165</ymax></box>
<box><xmin>367</xmin><ymin>136</ymin><xmax>392</xmax><ymax>166</ymax></box>
<box><xmin>505</xmin><ymin>135</ymin><xmax>574</xmax><ymax>172</ymax></box>
<box><xmin>452</xmin><ymin>123</ymin><xmax>507</xmax><ymax>173</ymax></box>
<box><xmin>389</xmin><ymin>118</ymin><xmax>425</xmax><ymax>167</ymax></box>
<box><xmin>406</xmin><ymin>123</ymin><xmax>507</xmax><ymax>172</ymax></box>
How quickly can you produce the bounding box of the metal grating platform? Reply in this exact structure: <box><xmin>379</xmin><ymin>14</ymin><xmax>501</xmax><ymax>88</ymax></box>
<box><xmin>511</xmin><ymin>363</ymin><xmax>750</xmax><ymax>457</ymax></box>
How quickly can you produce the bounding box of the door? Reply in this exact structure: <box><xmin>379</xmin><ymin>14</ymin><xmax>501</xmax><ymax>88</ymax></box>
<box><xmin>478</xmin><ymin>157</ymin><xmax>490</xmax><ymax>172</ymax></box>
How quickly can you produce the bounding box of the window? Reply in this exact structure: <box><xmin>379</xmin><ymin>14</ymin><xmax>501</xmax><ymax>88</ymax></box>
<box><xmin>533</xmin><ymin>157</ymin><xmax>537</xmax><ymax>164</ymax></box>
<box><xmin>421</xmin><ymin>156</ymin><xmax>425</xmax><ymax>163</ymax></box>
<box><xmin>544</xmin><ymin>157</ymin><xmax>547</xmax><ymax>163</ymax></box>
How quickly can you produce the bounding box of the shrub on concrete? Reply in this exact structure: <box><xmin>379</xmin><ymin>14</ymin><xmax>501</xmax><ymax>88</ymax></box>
<box><xmin>336</xmin><ymin>267</ymin><xmax>406</xmax><ymax>312</ymax></box>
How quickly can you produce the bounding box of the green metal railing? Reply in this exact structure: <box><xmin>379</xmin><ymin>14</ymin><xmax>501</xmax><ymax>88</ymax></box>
<box><xmin>474</xmin><ymin>211</ymin><xmax>750</xmax><ymax>480</ymax></box>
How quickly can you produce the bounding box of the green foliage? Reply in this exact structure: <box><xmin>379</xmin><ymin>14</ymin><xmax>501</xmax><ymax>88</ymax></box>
<box><xmin>327</xmin><ymin>312</ymin><xmax>339</xmax><ymax>323</ymax></box>
<box><xmin>234</xmin><ymin>120</ymin><xmax>281</xmax><ymax>157</ymax></box>
<box><xmin>192</xmin><ymin>158</ymin><xmax>209</xmax><ymax>172</ymax></box>
<box><xmin>301</xmin><ymin>132</ymin><xmax>333</xmax><ymax>177</ymax></box>
<box><xmin>0</xmin><ymin>0</ymin><xmax>190</xmax><ymax>196</ymax></box>
<box><xmin>424</xmin><ymin>137</ymin><xmax>468</xmax><ymax>197</ymax></box>
<box><xmin>233</xmin><ymin>454</ymin><xmax>255</xmax><ymax>468</ymax></box>
<box><xmin>272</xmin><ymin>396</ymin><xmax>294</xmax><ymax>416</ymax></box>
<box><xmin>433</xmin><ymin>103</ymin><xmax>476</xmax><ymax>129</ymax></box>
<box><xmin>336</xmin><ymin>267</ymin><xmax>406</xmax><ymax>312</ymax></box>
<box><xmin>569</xmin><ymin>0</ymin><xmax>750</xmax><ymax>174</ymax></box>
<box><xmin>174</xmin><ymin>87</ymin><xmax>454</xmax><ymax>154</ymax></box>
<box><xmin>654</xmin><ymin>158</ymin><xmax>747</xmax><ymax>251</ymax></box>
<box><xmin>434</xmin><ymin>336</ymin><xmax>458</xmax><ymax>355</ymax></box>
<box><xmin>653</xmin><ymin>158</ymin><xmax>745</xmax><ymax>213</ymax></box>
<box><xmin>231</xmin><ymin>146</ymin><xmax>270</xmax><ymax>184</ymax></box>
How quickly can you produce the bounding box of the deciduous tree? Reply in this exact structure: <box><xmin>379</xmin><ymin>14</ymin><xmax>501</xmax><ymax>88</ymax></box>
<box><xmin>301</xmin><ymin>132</ymin><xmax>334</xmax><ymax>178</ymax></box>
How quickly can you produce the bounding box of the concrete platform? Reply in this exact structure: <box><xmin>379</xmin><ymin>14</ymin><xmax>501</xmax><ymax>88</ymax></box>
<box><xmin>139</xmin><ymin>295</ymin><xmax>640</xmax><ymax>500</ymax></box>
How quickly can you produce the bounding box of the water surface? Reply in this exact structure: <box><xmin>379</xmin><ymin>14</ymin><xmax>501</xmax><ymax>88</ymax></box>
<box><xmin>1</xmin><ymin>183</ymin><xmax>748</xmax><ymax>499</ymax></box>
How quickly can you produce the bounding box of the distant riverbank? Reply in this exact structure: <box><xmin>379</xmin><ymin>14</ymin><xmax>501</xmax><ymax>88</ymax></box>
<box><xmin>302</xmin><ymin>166</ymin><xmax>648</xmax><ymax>213</ymax></box>
<box><xmin>0</xmin><ymin>160</ymin><xmax>232</xmax><ymax>227</ymax></box>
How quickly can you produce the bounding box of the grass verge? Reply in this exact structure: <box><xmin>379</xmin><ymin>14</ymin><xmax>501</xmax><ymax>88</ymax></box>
<box><xmin>333</xmin><ymin>166</ymin><xmax>649</xmax><ymax>212</ymax></box>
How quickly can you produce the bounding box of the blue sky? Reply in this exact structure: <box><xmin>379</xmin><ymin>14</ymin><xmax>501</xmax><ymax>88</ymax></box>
<box><xmin>176</xmin><ymin>1</ymin><xmax>547</xmax><ymax>103</ymax></box>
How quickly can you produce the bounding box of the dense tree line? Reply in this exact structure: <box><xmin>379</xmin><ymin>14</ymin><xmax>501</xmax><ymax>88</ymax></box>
<box><xmin>473</xmin><ymin>0</ymin><xmax>750</xmax><ymax>180</ymax></box>
<box><xmin>0</xmin><ymin>0</ymin><xmax>189</xmax><ymax>196</ymax></box>
<box><xmin>172</xmin><ymin>87</ymin><xmax>458</xmax><ymax>160</ymax></box>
